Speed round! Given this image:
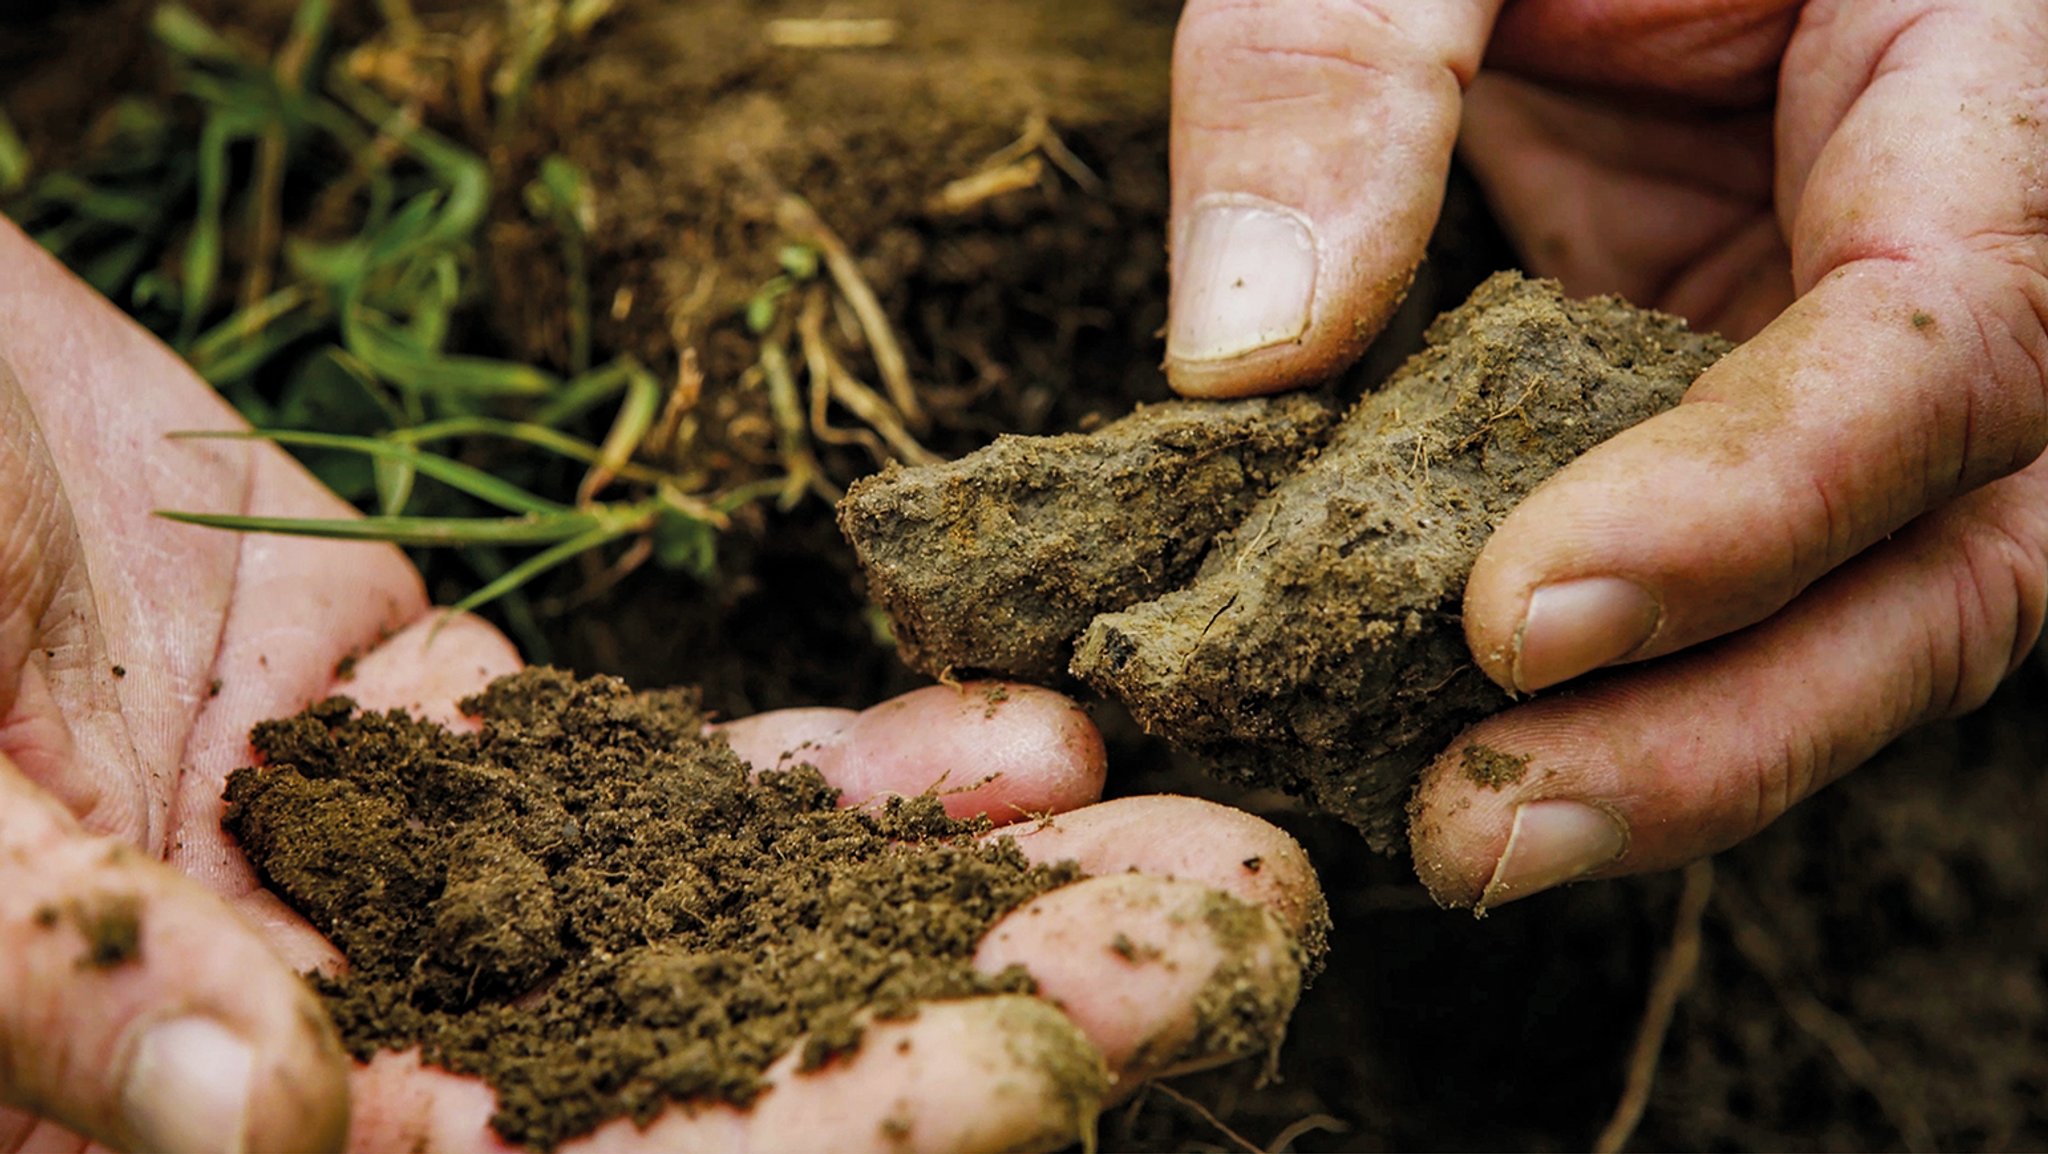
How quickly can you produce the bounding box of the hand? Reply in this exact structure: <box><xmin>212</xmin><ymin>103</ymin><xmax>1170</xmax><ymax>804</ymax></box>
<box><xmin>1166</xmin><ymin>1</ymin><xmax>2048</xmax><ymax>907</ymax></box>
<box><xmin>0</xmin><ymin>220</ymin><xmax>1322</xmax><ymax>1153</ymax></box>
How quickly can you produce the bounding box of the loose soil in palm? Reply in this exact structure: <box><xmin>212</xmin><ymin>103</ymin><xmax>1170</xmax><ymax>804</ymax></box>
<box><xmin>224</xmin><ymin>667</ymin><xmax>1102</xmax><ymax>1150</ymax></box>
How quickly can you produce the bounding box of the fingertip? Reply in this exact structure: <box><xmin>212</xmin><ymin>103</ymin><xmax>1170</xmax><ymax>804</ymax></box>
<box><xmin>0</xmin><ymin>830</ymin><xmax>351</xmax><ymax>1154</ymax></box>
<box><xmin>716</xmin><ymin>707</ymin><xmax>858</xmax><ymax>774</ymax></box>
<box><xmin>1167</xmin><ymin>0</ymin><xmax>1493</xmax><ymax>398</ymax></box>
<box><xmin>1407</xmin><ymin>737</ymin><xmax>1527</xmax><ymax>911</ymax></box>
<box><xmin>741</xmin><ymin>997</ymin><xmax>1108</xmax><ymax>1154</ymax></box>
<box><xmin>124</xmin><ymin>1006</ymin><xmax>349</xmax><ymax>1154</ymax></box>
<box><xmin>813</xmin><ymin>683</ymin><xmax>1107</xmax><ymax>821</ymax></box>
<box><xmin>340</xmin><ymin>612</ymin><xmax>522</xmax><ymax>730</ymax></box>
<box><xmin>998</xmin><ymin>795</ymin><xmax>1324</xmax><ymax>936</ymax></box>
<box><xmin>975</xmin><ymin>874</ymin><xmax>1302</xmax><ymax>1083</ymax></box>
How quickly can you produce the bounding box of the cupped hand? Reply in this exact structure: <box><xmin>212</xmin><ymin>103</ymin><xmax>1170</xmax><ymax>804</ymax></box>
<box><xmin>1167</xmin><ymin>0</ymin><xmax>2048</xmax><ymax>907</ymax></box>
<box><xmin>0</xmin><ymin>221</ymin><xmax>1321</xmax><ymax>1153</ymax></box>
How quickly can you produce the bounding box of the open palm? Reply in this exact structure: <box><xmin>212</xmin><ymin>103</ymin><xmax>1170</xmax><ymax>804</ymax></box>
<box><xmin>0</xmin><ymin>224</ymin><xmax>1320</xmax><ymax>1153</ymax></box>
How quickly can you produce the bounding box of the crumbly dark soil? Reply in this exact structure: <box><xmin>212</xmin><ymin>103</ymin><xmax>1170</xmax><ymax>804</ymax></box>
<box><xmin>223</xmin><ymin>668</ymin><xmax>1094</xmax><ymax>1150</ymax></box>
<box><xmin>839</xmin><ymin>392</ymin><xmax>1337</xmax><ymax>682</ymax></box>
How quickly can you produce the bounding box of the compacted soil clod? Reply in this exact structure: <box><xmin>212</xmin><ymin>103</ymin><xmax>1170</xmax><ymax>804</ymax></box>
<box><xmin>846</xmin><ymin>273</ymin><xmax>1730</xmax><ymax>848</ymax></box>
<box><xmin>839</xmin><ymin>392</ymin><xmax>1337</xmax><ymax>681</ymax></box>
<box><xmin>224</xmin><ymin>668</ymin><xmax>1106</xmax><ymax>1150</ymax></box>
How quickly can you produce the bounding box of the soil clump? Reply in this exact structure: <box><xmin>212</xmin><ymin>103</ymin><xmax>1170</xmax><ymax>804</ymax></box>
<box><xmin>839</xmin><ymin>392</ymin><xmax>1336</xmax><ymax>682</ymax></box>
<box><xmin>223</xmin><ymin>667</ymin><xmax>1100</xmax><ymax>1150</ymax></box>
<box><xmin>1077</xmin><ymin>273</ymin><xmax>1727</xmax><ymax>849</ymax></box>
<box><xmin>844</xmin><ymin>273</ymin><xmax>1730</xmax><ymax>849</ymax></box>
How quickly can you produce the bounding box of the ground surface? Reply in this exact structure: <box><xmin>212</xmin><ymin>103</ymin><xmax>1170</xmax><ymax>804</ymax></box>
<box><xmin>8</xmin><ymin>2</ymin><xmax>2048</xmax><ymax>1150</ymax></box>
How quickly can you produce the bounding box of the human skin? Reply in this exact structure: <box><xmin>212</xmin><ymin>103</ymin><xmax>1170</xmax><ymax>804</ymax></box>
<box><xmin>1165</xmin><ymin>0</ymin><xmax>2048</xmax><ymax>908</ymax></box>
<box><xmin>0</xmin><ymin>221</ymin><xmax>1321</xmax><ymax>1152</ymax></box>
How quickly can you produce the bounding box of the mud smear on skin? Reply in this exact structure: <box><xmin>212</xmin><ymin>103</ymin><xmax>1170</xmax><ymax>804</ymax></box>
<box><xmin>224</xmin><ymin>667</ymin><xmax>1098</xmax><ymax>1150</ymax></box>
<box><xmin>845</xmin><ymin>273</ymin><xmax>1731</xmax><ymax>848</ymax></box>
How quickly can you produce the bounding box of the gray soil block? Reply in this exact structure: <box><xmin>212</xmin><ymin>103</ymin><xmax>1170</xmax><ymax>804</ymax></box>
<box><xmin>838</xmin><ymin>392</ymin><xmax>1338</xmax><ymax>682</ymax></box>
<box><xmin>847</xmin><ymin>272</ymin><xmax>1730</xmax><ymax>849</ymax></box>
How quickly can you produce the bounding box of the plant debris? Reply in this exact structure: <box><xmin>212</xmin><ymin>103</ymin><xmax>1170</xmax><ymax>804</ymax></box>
<box><xmin>223</xmin><ymin>668</ymin><xmax>1096</xmax><ymax>1150</ymax></box>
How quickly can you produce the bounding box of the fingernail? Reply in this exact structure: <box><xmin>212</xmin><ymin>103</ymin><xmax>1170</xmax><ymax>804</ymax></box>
<box><xmin>1514</xmin><ymin>577</ymin><xmax>1660</xmax><ymax>692</ymax></box>
<box><xmin>1167</xmin><ymin>195</ymin><xmax>1317</xmax><ymax>364</ymax></box>
<box><xmin>122</xmin><ymin>1017</ymin><xmax>254</xmax><ymax>1154</ymax></box>
<box><xmin>1478</xmin><ymin>800</ymin><xmax>1628</xmax><ymax>911</ymax></box>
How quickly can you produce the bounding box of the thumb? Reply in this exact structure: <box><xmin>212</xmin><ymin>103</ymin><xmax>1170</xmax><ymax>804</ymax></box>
<box><xmin>1166</xmin><ymin>0</ymin><xmax>1504</xmax><ymax>397</ymax></box>
<box><xmin>0</xmin><ymin>752</ymin><xmax>347</xmax><ymax>1153</ymax></box>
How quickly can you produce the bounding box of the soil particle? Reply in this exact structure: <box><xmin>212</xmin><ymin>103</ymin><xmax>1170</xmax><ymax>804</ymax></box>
<box><xmin>1075</xmin><ymin>273</ymin><xmax>1730</xmax><ymax>849</ymax></box>
<box><xmin>840</xmin><ymin>392</ymin><xmax>1337</xmax><ymax>682</ymax></box>
<box><xmin>1111</xmin><ymin>932</ymin><xmax>1163</xmax><ymax>963</ymax></box>
<box><xmin>223</xmin><ymin>668</ymin><xmax>1085</xmax><ymax>1150</ymax></box>
<box><xmin>1461</xmin><ymin>745</ymin><xmax>1530</xmax><ymax>791</ymax></box>
<box><xmin>69</xmin><ymin>893</ymin><xmax>142</xmax><ymax>970</ymax></box>
<box><xmin>1141</xmin><ymin>895</ymin><xmax>1304</xmax><ymax>1080</ymax></box>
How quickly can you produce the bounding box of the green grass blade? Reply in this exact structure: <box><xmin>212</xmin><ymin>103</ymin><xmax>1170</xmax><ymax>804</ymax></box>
<box><xmin>191</xmin><ymin>312</ymin><xmax>326</xmax><ymax>386</ymax></box>
<box><xmin>446</xmin><ymin>522</ymin><xmax>626</xmax><ymax>618</ymax></box>
<box><xmin>582</xmin><ymin>360</ymin><xmax>660</xmax><ymax>498</ymax></box>
<box><xmin>344</xmin><ymin>306</ymin><xmax>558</xmax><ymax>400</ymax></box>
<box><xmin>157</xmin><ymin>509</ymin><xmax>601</xmax><ymax>547</ymax></box>
<box><xmin>0</xmin><ymin>109</ymin><xmax>30</xmax><ymax>194</ymax></box>
<box><xmin>34</xmin><ymin>173</ymin><xmax>161</xmax><ymax>229</ymax></box>
<box><xmin>391</xmin><ymin>418</ymin><xmax>671</xmax><ymax>485</ymax></box>
<box><xmin>152</xmin><ymin>4</ymin><xmax>249</xmax><ymax>64</ymax></box>
<box><xmin>177</xmin><ymin>429</ymin><xmax>566</xmax><ymax>515</ymax></box>
<box><xmin>533</xmin><ymin>360</ymin><xmax>631</xmax><ymax>427</ymax></box>
<box><xmin>373</xmin><ymin>455</ymin><xmax>416</xmax><ymax>515</ymax></box>
<box><xmin>179</xmin><ymin>114</ymin><xmax>236</xmax><ymax>346</ymax></box>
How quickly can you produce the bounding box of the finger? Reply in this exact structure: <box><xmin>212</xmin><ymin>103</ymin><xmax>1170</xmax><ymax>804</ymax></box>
<box><xmin>982</xmin><ymin>797</ymin><xmax>1323</xmax><ymax>1083</ymax></box>
<box><xmin>349</xmin><ymin>997</ymin><xmax>1107</xmax><ymax>1154</ymax></box>
<box><xmin>1483</xmin><ymin>0</ymin><xmax>1798</xmax><ymax>105</ymax></box>
<box><xmin>1461</xmin><ymin>3</ymin><xmax>2048</xmax><ymax>693</ymax></box>
<box><xmin>1165</xmin><ymin>0</ymin><xmax>1504</xmax><ymax>397</ymax></box>
<box><xmin>0</xmin><ymin>751</ymin><xmax>348</xmax><ymax>1153</ymax></box>
<box><xmin>337</xmin><ymin>613</ymin><xmax>524</xmax><ymax>731</ymax></box>
<box><xmin>725</xmin><ymin>683</ymin><xmax>1107</xmax><ymax>824</ymax></box>
<box><xmin>975</xmin><ymin>874</ymin><xmax>1303</xmax><ymax>1086</ymax></box>
<box><xmin>1456</xmin><ymin>73</ymin><xmax>1794</xmax><ymax>339</ymax></box>
<box><xmin>1411</xmin><ymin>453</ymin><xmax>2048</xmax><ymax>910</ymax></box>
<box><xmin>994</xmin><ymin>794</ymin><xmax>1324</xmax><ymax>936</ymax></box>
<box><xmin>716</xmin><ymin>706</ymin><xmax>856</xmax><ymax>771</ymax></box>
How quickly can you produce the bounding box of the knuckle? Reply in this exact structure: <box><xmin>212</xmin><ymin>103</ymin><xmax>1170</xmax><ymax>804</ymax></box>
<box><xmin>1930</xmin><ymin>498</ymin><xmax>2048</xmax><ymax>717</ymax></box>
<box><xmin>1175</xmin><ymin>0</ymin><xmax>1459</xmax><ymax>96</ymax></box>
<box><xmin>1756</xmin><ymin>724</ymin><xmax>1826</xmax><ymax>838</ymax></box>
<box><xmin>1958</xmin><ymin>232</ymin><xmax>2048</xmax><ymax>447</ymax></box>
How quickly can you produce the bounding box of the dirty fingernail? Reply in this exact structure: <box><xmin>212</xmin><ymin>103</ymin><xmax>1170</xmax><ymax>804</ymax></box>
<box><xmin>122</xmin><ymin>1017</ymin><xmax>254</xmax><ymax>1154</ymax></box>
<box><xmin>1478</xmin><ymin>800</ymin><xmax>1628</xmax><ymax>911</ymax></box>
<box><xmin>1514</xmin><ymin>577</ymin><xmax>1660</xmax><ymax>692</ymax></box>
<box><xmin>1167</xmin><ymin>196</ymin><xmax>1317</xmax><ymax>364</ymax></box>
